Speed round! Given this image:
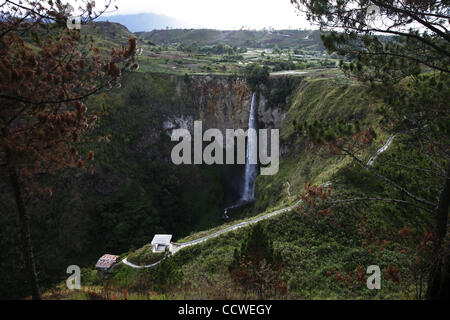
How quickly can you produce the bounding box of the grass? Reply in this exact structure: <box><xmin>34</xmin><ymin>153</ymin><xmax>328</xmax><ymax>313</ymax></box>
<box><xmin>45</xmin><ymin>202</ymin><xmax>417</xmax><ymax>300</ymax></box>
<box><xmin>133</xmin><ymin>40</ymin><xmax>338</xmax><ymax>76</ymax></box>
<box><xmin>175</xmin><ymin>199</ymin><xmax>299</xmax><ymax>244</ymax></box>
<box><xmin>165</xmin><ymin>207</ymin><xmax>412</xmax><ymax>299</ymax></box>
<box><xmin>252</xmin><ymin>75</ymin><xmax>388</xmax><ymax>214</ymax></box>
<box><xmin>126</xmin><ymin>244</ymin><xmax>165</xmax><ymax>265</ymax></box>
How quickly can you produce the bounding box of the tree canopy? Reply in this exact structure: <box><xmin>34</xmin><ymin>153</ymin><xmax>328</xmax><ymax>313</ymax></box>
<box><xmin>0</xmin><ymin>0</ymin><xmax>139</xmax><ymax>299</ymax></box>
<box><xmin>291</xmin><ymin>0</ymin><xmax>449</xmax><ymax>299</ymax></box>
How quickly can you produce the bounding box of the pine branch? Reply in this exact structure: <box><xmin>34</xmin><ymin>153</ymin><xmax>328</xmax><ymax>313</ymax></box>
<box><xmin>329</xmin><ymin>197</ymin><xmax>432</xmax><ymax>212</ymax></box>
<box><xmin>338</xmin><ymin>146</ymin><xmax>437</xmax><ymax>208</ymax></box>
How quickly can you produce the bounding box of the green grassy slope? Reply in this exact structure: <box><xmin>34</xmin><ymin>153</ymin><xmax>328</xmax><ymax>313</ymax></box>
<box><xmin>81</xmin><ymin>21</ymin><xmax>136</xmax><ymax>47</ymax></box>
<box><xmin>253</xmin><ymin>76</ymin><xmax>387</xmax><ymax>213</ymax></box>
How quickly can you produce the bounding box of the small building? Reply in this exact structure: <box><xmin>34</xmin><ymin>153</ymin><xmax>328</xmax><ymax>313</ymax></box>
<box><xmin>95</xmin><ymin>254</ymin><xmax>120</xmax><ymax>271</ymax></box>
<box><xmin>151</xmin><ymin>234</ymin><xmax>172</xmax><ymax>253</ymax></box>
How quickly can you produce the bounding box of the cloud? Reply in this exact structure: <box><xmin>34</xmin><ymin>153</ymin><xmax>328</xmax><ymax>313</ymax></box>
<box><xmin>94</xmin><ymin>0</ymin><xmax>311</xmax><ymax>30</ymax></box>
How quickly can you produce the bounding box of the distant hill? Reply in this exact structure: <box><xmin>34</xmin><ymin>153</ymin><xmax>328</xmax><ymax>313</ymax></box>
<box><xmin>97</xmin><ymin>13</ymin><xmax>201</xmax><ymax>32</ymax></box>
<box><xmin>82</xmin><ymin>21</ymin><xmax>135</xmax><ymax>44</ymax></box>
<box><xmin>82</xmin><ymin>20</ymin><xmax>325</xmax><ymax>51</ymax></box>
<box><xmin>136</xmin><ymin>29</ymin><xmax>325</xmax><ymax>50</ymax></box>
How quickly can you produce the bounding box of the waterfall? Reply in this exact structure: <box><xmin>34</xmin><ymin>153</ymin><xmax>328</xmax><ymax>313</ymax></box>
<box><xmin>222</xmin><ymin>92</ymin><xmax>258</xmax><ymax>219</ymax></box>
<box><xmin>241</xmin><ymin>92</ymin><xmax>258</xmax><ymax>203</ymax></box>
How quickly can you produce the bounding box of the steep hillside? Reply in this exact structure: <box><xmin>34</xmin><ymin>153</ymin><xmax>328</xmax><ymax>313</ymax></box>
<box><xmin>253</xmin><ymin>77</ymin><xmax>386</xmax><ymax>212</ymax></box>
<box><xmin>81</xmin><ymin>21</ymin><xmax>136</xmax><ymax>47</ymax></box>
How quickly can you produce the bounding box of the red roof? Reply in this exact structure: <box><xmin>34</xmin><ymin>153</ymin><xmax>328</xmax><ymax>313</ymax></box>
<box><xmin>95</xmin><ymin>254</ymin><xmax>120</xmax><ymax>269</ymax></box>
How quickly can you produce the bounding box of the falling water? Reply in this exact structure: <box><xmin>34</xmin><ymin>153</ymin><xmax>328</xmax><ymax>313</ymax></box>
<box><xmin>222</xmin><ymin>93</ymin><xmax>259</xmax><ymax>219</ymax></box>
<box><xmin>241</xmin><ymin>92</ymin><xmax>258</xmax><ymax>203</ymax></box>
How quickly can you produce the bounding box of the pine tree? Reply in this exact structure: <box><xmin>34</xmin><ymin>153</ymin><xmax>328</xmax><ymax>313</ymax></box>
<box><xmin>229</xmin><ymin>224</ymin><xmax>284</xmax><ymax>299</ymax></box>
<box><xmin>292</xmin><ymin>0</ymin><xmax>449</xmax><ymax>299</ymax></box>
<box><xmin>0</xmin><ymin>1</ymin><xmax>139</xmax><ymax>299</ymax></box>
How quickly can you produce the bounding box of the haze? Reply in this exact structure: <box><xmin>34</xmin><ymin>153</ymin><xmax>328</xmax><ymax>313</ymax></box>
<box><xmin>96</xmin><ymin>0</ymin><xmax>312</xmax><ymax>30</ymax></box>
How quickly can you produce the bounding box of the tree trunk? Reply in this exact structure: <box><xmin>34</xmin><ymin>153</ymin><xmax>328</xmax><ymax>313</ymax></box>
<box><xmin>426</xmin><ymin>163</ymin><xmax>450</xmax><ymax>300</ymax></box>
<box><xmin>8</xmin><ymin>166</ymin><xmax>42</xmax><ymax>300</ymax></box>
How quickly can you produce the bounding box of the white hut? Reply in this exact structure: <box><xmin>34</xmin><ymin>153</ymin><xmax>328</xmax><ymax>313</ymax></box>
<box><xmin>151</xmin><ymin>234</ymin><xmax>173</xmax><ymax>253</ymax></box>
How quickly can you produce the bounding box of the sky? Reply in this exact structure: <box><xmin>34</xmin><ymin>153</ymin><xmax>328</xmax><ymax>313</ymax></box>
<box><xmin>94</xmin><ymin>0</ymin><xmax>312</xmax><ymax>30</ymax></box>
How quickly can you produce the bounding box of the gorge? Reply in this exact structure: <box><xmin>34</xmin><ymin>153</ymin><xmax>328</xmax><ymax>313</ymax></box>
<box><xmin>2</xmin><ymin>0</ymin><xmax>448</xmax><ymax>301</ymax></box>
<box><xmin>2</xmin><ymin>68</ymin><xmax>424</xmax><ymax>300</ymax></box>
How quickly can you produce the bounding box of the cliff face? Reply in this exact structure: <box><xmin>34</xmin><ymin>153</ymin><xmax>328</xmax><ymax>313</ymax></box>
<box><xmin>159</xmin><ymin>75</ymin><xmax>252</xmax><ymax>138</ymax></box>
<box><xmin>134</xmin><ymin>73</ymin><xmax>299</xmax><ymax>162</ymax></box>
<box><xmin>188</xmin><ymin>75</ymin><xmax>253</xmax><ymax>131</ymax></box>
<box><xmin>159</xmin><ymin>75</ymin><xmax>293</xmax><ymax>134</ymax></box>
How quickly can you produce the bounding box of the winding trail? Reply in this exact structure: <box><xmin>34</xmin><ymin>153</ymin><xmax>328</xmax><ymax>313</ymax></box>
<box><xmin>121</xmin><ymin>134</ymin><xmax>396</xmax><ymax>269</ymax></box>
<box><xmin>122</xmin><ymin>257</ymin><xmax>161</xmax><ymax>269</ymax></box>
<box><xmin>121</xmin><ymin>199</ymin><xmax>302</xmax><ymax>269</ymax></box>
<box><xmin>285</xmin><ymin>181</ymin><xmax>291</xmax><ymax>196</ymax></box>
<box><xmin>367</xmin><ymin>135</ymin><xmax>396</xmax><ymax>167</ymax></box>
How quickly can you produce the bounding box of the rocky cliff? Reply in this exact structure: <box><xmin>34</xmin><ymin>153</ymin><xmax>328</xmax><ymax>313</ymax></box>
<box><xmin>128</xmin><ymin>73</ymin><xmax>300</xmax><ymax>163</ymax></box>
<box><xmin>157</xmin><ymin>75</ymin><xmax>296</xmax><ymax>133</ymax></box>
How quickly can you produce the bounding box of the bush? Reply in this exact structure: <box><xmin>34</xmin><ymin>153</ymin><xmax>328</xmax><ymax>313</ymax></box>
<box><xmin>229</xmin><ymin>224</ymin><xmax>286</xmax><ymax>299</ymax></box>
<box><xmin>148</xmin><ymin>254</ymin><xmax>183</xmax><ymax>292</ymax></box>
<box><xmin>127</xmin><ymin>244</ymin><xmax>165</xmax><ymax>265</ymax></box>
<box><xmin>243</xmin><ymin>63</ymin><xmax>269</xmax><ymax>91</ymax></box>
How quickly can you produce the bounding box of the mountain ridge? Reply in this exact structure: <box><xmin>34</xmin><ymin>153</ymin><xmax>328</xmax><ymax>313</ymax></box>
<box><xmin>97</xmin><ymin>12</ymin><xmax>203</xmax><ymax>32</ymax></box>
<box><xmin>137</xmin><ymin>28</ymin><xmax>325</xmax><ymax>50</ymax></box>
